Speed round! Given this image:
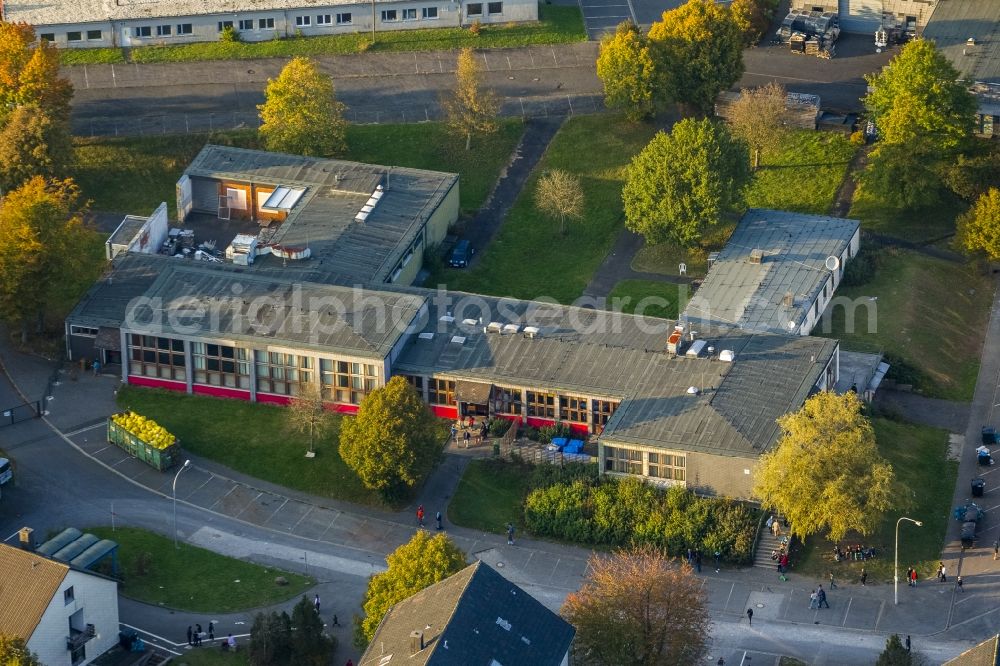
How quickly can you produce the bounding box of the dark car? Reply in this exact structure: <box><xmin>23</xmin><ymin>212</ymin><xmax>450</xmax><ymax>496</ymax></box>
<box><xmin>448</xmin><ymin>240</ymin><xmax>474</xmax><ymax>268</ymax></box>
<box><xmin>961</xmin><ymin>521</ymin><xmax>977</xmax><ymax>549</ymax></box>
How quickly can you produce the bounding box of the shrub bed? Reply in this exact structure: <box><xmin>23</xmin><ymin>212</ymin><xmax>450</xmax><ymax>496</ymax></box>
<box><xmin>524</xmin><ymin>475</ymin><xmax>759</xmax><ymax>563</ymax></box>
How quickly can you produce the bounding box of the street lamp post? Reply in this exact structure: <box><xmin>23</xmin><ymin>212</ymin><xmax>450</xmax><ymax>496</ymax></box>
<box><xmin>172</xmin><ymin>459</ymin><xmax>192</xmax><ymax>549</ymax></box>
<box><xmin>894</xmin><ymin>516</ymin><xmax>923</xmax><ymax>605</ymax></box>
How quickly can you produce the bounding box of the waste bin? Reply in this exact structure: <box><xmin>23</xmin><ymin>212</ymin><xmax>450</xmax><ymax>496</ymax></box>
<box><xmin>972</xmin><ymin>478</ymin><xmax>986</xmax><ymax>497</ymax></box>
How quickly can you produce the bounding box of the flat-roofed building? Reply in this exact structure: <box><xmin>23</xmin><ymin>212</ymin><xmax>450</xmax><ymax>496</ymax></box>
<box><xmin>1</xmin><ymin>0</ymin><xmax>537</xmax><ymax>49</ymax></box>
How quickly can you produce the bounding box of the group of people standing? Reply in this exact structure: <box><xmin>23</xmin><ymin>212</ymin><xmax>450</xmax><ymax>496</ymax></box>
<box><xmin>186</xmin><ymin>622</ymin><xmax>234</xmax><ymax>648</ymax></box>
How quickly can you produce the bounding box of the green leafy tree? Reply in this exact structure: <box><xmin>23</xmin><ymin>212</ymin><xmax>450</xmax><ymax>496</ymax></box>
<box><xmin>258</xmin><ymin>56</ymin><xmax>347</xmax><ymax>157</ymax></box>
<box><xmin>443</xmin><ymin>48</ymin><xmax>499</xmax><ymax>150</ymax></box>
<box><xmin>562</xmin><ymin>547</ymin><xmax>709</xmax><ymax>665</ymax></box>
<box><xmin>0</xmin><ymin>635</ymin><xmax>41</xmax><ymax>666</ymax></box>
<box><xmin>956</xmin><ymin>188</ymin><xmax>1000</xmax><ymax>262</ymax></box>
<box><xmin>339</xmin><ymin>376</ymin><xmax>443</xmax><ymax>496</ymax></box>
<box><xmin>0</xmin><ymin>177</ymin><xmax>97</xmax><ymax>343</ymax></box>
<box><xmin>290</xmin><ymin>596</ymin><xmax>335</xmax><ymax>665</ymax></box>
<box><xmin>752</xmin><ymin>391</ymin><xmax>897</xmax><ymax>542</ymax></box>
<box><xmin>944</xmin><ymin>142</ymin><xmax>1000</xmax><ymax>201</ymax></box>
<box><xmin>0</xmin><ymin>104</ymin><xmax>72</xmax><ymax>193</ymax></box>
<box><xmin>875</xmin><ymin>634</ymin><xmax>913</xmax><ymax>666</ymax></box>
<box><xmin>287</xmin><ymin>381</ymin><xmax>332</xmax><ymax>456</ymax></box>
<box><xmin>249</xmin><ymin>610</ymin><xmax>293</xmax><ymax>666</ymax></box>
<box><xmin>596</xmin><ymin>21</ymin><xmax>657</xmax><ymax>121</ymax></box>
<box><xmin>623</xmin><ymin>118</ymin><xmax>749</xmax><ymax>247</ymax></box>
<box><xmin>861</xmin><ymin>39</ymin><xmax>976</xmax><ymax>208</ymax></box>
<box><xmin>863</xmin><ymin>39</ymin><xmax>975</xmax><ymax>149</ymax></box>
<box><xmin>648</xmin><ymin>0</ymin><xmax>744</xmax><ymax>114</ymax></box>
<box><xmin>535</xmin><ymin>169</ymin><xmax>585</xmax><ymax>235</ymax></box>
<box><xmin>725</xmin><ymin>82</ymin><xmax>787</xmax><ymax>169</ymax></box>
<box><xmin>355</xmin><ymin>531</ymin><xmax>466</xmax><ymax>647</ymax></box>
<box><xmin>730</xmin><ymin>0</ymin><xmax>778</xmax><ymax>46</ymax></box>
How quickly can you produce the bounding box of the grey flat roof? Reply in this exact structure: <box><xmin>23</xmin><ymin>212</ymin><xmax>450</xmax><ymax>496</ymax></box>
<box><xmin>4</xmin><ymin>0</ymin><xmax>384</xmax><ymax>26</ymax></box>
<box><xmin>394</xmin><ymin>290</ymin><xmax>837</xmax><ymax>457</ymax></box>
<box><xmin>185</xmin><ymin>145</ymin><xmax>458</xmax><ymax>286</ymax></box>
<box><xmin>108</xmin><ymin>215</ymin><xmax>149</xmax><ymax>248</ymax></box>
<box><xmin>68</xmin><ymin>254</ymin><xmax>166</xmax><ymax>328</ymax></box>
<box><xmin>923</xmin><ymin>1</ymin><xmax>1000</xmax><ymax>84</ymax></box>
<box><xmin>682</xmin><ymin>209</ymin><xmax>859</xmax><ymax>334</ymax></box>
<box><xmin>127</xmin><ymin>262</ymin><xmax>425</xmax><ymax>359</ymax></box>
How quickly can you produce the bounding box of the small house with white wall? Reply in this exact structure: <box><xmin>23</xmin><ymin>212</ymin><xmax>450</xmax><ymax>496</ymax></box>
<box><xmin>0</xmin><ymin>542</ymin><xmax>119</xmax><ymax>666</ymax></box>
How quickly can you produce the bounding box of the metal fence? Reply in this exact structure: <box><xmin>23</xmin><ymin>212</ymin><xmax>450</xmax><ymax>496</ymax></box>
<box><xmin>0</xmin><ymin>400</ymin><xmax>41</xmax><ymax>427</ymax></box>
<box><xmin>71</xmin><ymin>94</ymin><xmax>606</xmax><ymax>138</ymax></box>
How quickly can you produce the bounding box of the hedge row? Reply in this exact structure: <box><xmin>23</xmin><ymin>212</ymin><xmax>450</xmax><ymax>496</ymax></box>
<box><xmin>523</xmin><ymin>475</ymin><xmax>759</xmax><ymax>563</ymax></box>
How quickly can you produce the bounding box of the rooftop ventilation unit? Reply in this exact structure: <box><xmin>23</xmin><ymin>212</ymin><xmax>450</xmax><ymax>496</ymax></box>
<box><xmin>450</xmin><ymin>336</ymin><xmax>466</xmax><ymax>345</ymax></box>
<box><xmin>461</xmin><ymin>318</ymin><xmax>478</xmax><ymax>326</ymax></box>
<box><xmin>719</xmin><ymin>349</ymin><xmax>735</xmax><ymax>362</ymax></box>
<box><xmin>686</xmin><ymin>386</ymin><xmax>700</xmax><ymax>395</ymax></box>
<box><xmin>486</xmin><ymin>322</ymin><xmax>503</xmax><ymax>333</ymax></box>
<box><xmin>666</xmin><ymin>326</ymin><xmax>684</xmax><ymax>355</ymax></box>
<box><xmin>503</xmin><ymin>324</ymin><xmax>521</xmax><ymax>334</ymax></box>
<box><xmin>748</xmin><ymin>248</ymin><xmax>764</xmax><ymax>264</ymax></box>
<box><xmin>783</xmin><ymin>291</ymin><xmax>794</xmax><ymax>307</ymax></box>
<box><xmin>685</xmin><ymin>340</ymin><xmax>707</xmax><ymax>358</ymax></box>
<box><xmin>354</xmin><ymin>210</ymin><xmax>370</xmax><ymax>223</ymax></box>
<box><xmin>418</xmin><ymin>332</ymin><xmax>434</xmax><ymax>341</ymax></box>
<box><xmin>523</xmin><ymin>326</ymin><xmax>540</xmax><ymax>338</ymax></box>
<box><xmin>439</xmin><ymin>315</ymin><xmax>455</xmax><ymax>323</ymax></box>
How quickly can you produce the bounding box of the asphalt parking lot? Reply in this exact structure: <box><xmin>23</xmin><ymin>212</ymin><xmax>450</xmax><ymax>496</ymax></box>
<box><xmin>577</xmin><ymin>0</ymin><xmax>634</xmax><ymax>39</ymax></box>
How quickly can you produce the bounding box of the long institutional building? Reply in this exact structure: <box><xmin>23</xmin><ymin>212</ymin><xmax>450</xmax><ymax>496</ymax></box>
<box><xmin>0</xmin><ymin>0</ymin><xmax>536</xmax><ymax>49</ymax></box>
<box><xmin>69</xmin><ymin>146</ymin><xmax>865</xmax><ymax>499</ymax></box>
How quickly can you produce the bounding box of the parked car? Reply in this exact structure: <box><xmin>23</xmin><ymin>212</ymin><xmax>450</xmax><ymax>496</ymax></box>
<box><xmin>448</xmin><ymin>240</ymin><xmax>475</xmax><ymax>268</ymax></box>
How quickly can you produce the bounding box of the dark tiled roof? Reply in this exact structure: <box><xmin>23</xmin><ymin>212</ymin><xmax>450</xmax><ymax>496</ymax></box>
<box><xmin>924</xmin><ymin>1</ymin><xmax>1000</xmax><ymax>84</ymax></box>
<box><xmin>944</xmin><ymin>636</ymin><xmax>1000</xmax><ymax>666</ymax></box>
<box><xmin>67</xmin><ymin>253</ymin><xmax>165</xmax><ymax>328</ymax></box>
<box><xmin>360</xmin><ymin>561</ymin><xmax>574</xmax><ymax>666</ymax></box>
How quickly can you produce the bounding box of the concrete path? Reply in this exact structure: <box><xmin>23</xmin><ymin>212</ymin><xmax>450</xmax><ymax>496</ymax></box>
<box><xmin>582</xmin><ymin>228</ymin><xmax>692</xmax><ymax>300</ymax></box>
<box><xmin>873</xmin><ymin>390</ymin><xmax>971</xmax><ymax>434</ymax></box>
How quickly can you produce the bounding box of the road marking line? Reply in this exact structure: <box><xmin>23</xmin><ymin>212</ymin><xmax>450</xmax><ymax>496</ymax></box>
<box><xmin>234</xmin><ymin>491</ymin><xmax>263</xmax><ymax>519</ymax></box>
<box><xmin>110</xmin><ymin>456</ymin><xmax>132</xmax><ymax>468</ymax></box>
<box><xmin>874</xmin><ymin>599</ymin><xmax>885</xmax><ymax>629</ymax></box>
<box><xmin>91</xmin><ymin>445</ymin><xmax>111</xmax><ymax>455</ymax></box>
<box><xmin>208</xmin><ymin>483</ymin><xmax>239</xmax><ymax>512</ymax></box>
<box><xmin>724</xmin><ymin>582</ymin><xmax>735</xmax><ymax>610</ymax></box>
<box><xmin>954</xmin><ymin>593</ymin><xmax>976</xmax><ymax>605</ymax></box>
<box><xmin>290</xmin><ymin>504</ymin><xmax>314</xmax><ymax>532</ymax></box>
<box><xmin>184</xmin><ymin>473</ymin><xmax>216</xmax><ymax>500</ymax></box>
<box><xmin>64</xmin><ymin>422</ymin><xmax>104</xmax><ymax>437</ymax></box>
<box><xmin>263</xmin><ymin>497</ymin><xmax>289</xmax><ymax>525</ymax></box>
<box><xmin>841</xmin><ymin>596</ymin><xmax>852</xmax><ymax>626</ymax></box>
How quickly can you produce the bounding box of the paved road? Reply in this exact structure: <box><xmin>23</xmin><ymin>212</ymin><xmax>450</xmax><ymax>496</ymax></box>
<box><xmin>66</xmin><ymin>37</ymin><xmax>892</xmax><ymax>137</ymax></box>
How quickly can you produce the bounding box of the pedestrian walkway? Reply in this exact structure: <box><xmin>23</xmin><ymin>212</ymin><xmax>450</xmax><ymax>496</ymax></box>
<box><xmin>582</xmin><ymin>228</ymin><xmax>692</xmax><ymax>300</ymax></box>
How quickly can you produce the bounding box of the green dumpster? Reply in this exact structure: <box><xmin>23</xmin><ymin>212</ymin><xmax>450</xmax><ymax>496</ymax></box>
<box><xmin>107</xmin><ymin>417</ymin><xmax>180</xmax><ymax>472</ymax></box>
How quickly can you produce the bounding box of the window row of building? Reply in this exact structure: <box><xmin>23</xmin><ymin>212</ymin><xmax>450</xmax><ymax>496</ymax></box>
<box><xmin>127</xmin><ymin>334</ymin><xmax>379</xmax><ymax>404</ymax></box>
<box><xmin>604</xmin><ymin>445</ymin><xmax>686</xmax><ymax>482</ymax></box>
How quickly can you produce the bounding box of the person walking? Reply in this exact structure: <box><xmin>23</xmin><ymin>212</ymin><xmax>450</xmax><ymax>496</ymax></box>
<box><xmin>957</xmin><ymin>575</ymin><xmax>964</xmax><ymax>592</ymax></box>
<box><xmin>905</xmin><ymin>636</ymin><xmax>911</xmax><ymax>652</ymax></box>
<box><xmin>506</xmin><ymin>523</ymin><xmax>515</xmax><ymax>545</ymax></box>
<box><xmin>829</xmin><ymin>572</ymin><xmax>837</xmax><ymax>589</ymax></box>
<box><xmin>332</xmin><ymin>614</ymin><xmax>340</xmax><ymax>627</ymax></box>
<box><xmin>314</xmin><ymin>594</ymin><xmax>321</xmax><ymax>613</ymax></box>
<box><xmin>714</xmin><ymin>549</ymin><xmax>721</xmax><ymax>573</ymax></box>
<box><xmin>194</xmin><ymin>624</ymin><xmax>202</xmax><ymax>646</ymax></box>
<box><xmin>187</xmin><ymin>626</ymin><xmax>193</xmax><ymax>646</ymax></box>
<box><xmin>416</xmin><ymin>505</ymin><xmax>425</xmax><ymax>528</ymax></box>
<box><xmin>808</xmin><ymin>590</ymin><xmax>818</xmax><ymax>609</ymax></box>
<box><xmin>746</xmin><ymin>608</ymin><xmax>753</xmax><ymax>626</ymax></box>
<box><xmin>436</xmin><ymin>511</ymin><xmax>443</xmax><ymax>530</ymax></box>
<box><xmin>860</xmin><ymin>568</ymin><xmax>867</xmax><ymax>586</ymax></box>
<box><xmin>910</xmin><ymin>567</ymin><xmax>917</xmax><ymax>587</ymax></box>
<box><xmin>695</xmin><ymin>550</ymin><xmax>702</xmax><ymax>573</ymax></box>
<box><xmin>92</xmin><ymin>359</ymin><xmax>101</xmax><ymax>376</ymax></box>
<box><xmin>906</xmin><ymin>566</ymin><xmax>914</xmax><ymax>587</ymax></box>
<box><xmin>939</xmin><ymin>563</ymin><xmax>947</xmax><ymax>583</ymax></box>
<box><xmin>817</xmin><ymin>585</ymin><xmax>829</xmax><ymax>608</ymax></box>
<box><xmin>208</xmin><ymin>622</ymin><xmax>215</xmax><ymax>642</ymax></box>
<box><xmin>994</xmin><ymin>539</ymin><xmax>999</xmax><ymax>561</ymax></box>
<box><xmin>463</xmin><ymin>430</ymin><xmax>471</xmax><ymax>448</ymax></box>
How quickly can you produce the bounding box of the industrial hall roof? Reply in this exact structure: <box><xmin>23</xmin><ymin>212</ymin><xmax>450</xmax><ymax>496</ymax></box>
<box><xmin>126</xmin><ymin>259</ymin><xmax>426</xmax><ymax>359</ymax></box>
<box><xmin>3</xmin><ymin>0</ymin><xmax>381</xmax><ymax>26</ymax></box>
<box><xmin>682</xmin><ymin>209</ymin><xmax>859</xmax><ymax>334</ymax></box>
<box><xmin>393</xmin><ymin>289</ymin><xmax>837</xmax><ymax>458</ymax></box>
<box><xmin>924</xmin><ymin>0</ymin><xmax>1000</xmax><ymax>85</ymax></box>
<box><xmin>0</xmin><ymin>543</ymin><xmax>69</xmax><ymax>640</ymax></box>
<box><xmin>360</xmin><ymin>561</ymin><xmax>575</xmax><ymax>666</ymax></box>
<box><xmin>183</xmin><ymin>145</ymin><xmax>458</xmax><ymax>286</ymax></box>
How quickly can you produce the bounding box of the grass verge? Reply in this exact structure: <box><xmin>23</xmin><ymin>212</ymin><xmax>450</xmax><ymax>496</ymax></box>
<box><xmin>115</xmin><ymin>386</ymin><xmax>380</xmax><ymax>504</ymax></box>
<box><xmin>430</xmin><ymin>113</ymin><xmax>659</xmax><ymax>303</ymax></box>
<box><xmin>816</xmin><ymin>250</ymin><xmax>992</xmax><ymax>400</ymax></box>
<box><xmin>607</xmin><ymin>280</ymin><xmax>686</xmax><ymax>319</ymax></box>
<box><xmin>745</xmin><ymin>130</ymin><xmax>856</xmax><ymax>215</ymax></box>
<box><xmin>850</xmin><ymin>184</ymin><xmax>965</xmax><ymax>243</ymax></box>
<box><xmin>793</xmin><ymin>418</ymin><xmax>956</xmax><ymax>583</ymax></box>
<box><xmin>61</xmin><ymin>6</ymin><xmax>585</xmax><ymax>66</ymax></box>
<box><xmin>72</xmin><ymin>120</ymin><xmax>523</xmax><ymax>217</ymax></box>
<box><xmin>448</xmin><ymin>459</ymin><xmax>530</xmax><ymax>534</ymax></box>
<box><xmin>88</xmin><ymin>526</ymin><xmax>312</xmax><ymax>612</ymax></box>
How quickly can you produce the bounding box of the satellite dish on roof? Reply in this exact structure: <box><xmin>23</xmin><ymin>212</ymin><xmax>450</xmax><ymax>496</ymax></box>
<box><xmin>825</xmin><ymin>255</ymin><xmax>841</xmax><ymax>271</ymax></box>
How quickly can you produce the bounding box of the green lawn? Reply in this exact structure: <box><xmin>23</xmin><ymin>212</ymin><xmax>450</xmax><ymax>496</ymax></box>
<box><xmin>431</xmin><ymin>113</ymin><xmax>659</xmax><ymax>303</ymax></box>
<box><xmin>116</xmin><ymin>387</ymin><xmax>380</xmax><ymax>504</ymax></box>
<box><xmin>72</xmin><ymin>121</ymin><xmax>522</xmax><ymax>217</ymax></box>
<box><xmin>607</xmin><ymin>280</ymin><xmax>686</xmax><ymax>319</ymax></box>
<box><xmin>745</xmin><ymin>130</ymin><xmax>857</xmax><ymax>215</ymax></box>
<box><xmin>630</xmin><ymin>223</ymin><xmax>734</xmax><ymax>278</ymax></box>
<box><xmin>850</xmin><ymin>184</ymin><xmax>965</xmax><ymax>243</ymax></box>
<box><xmin>816</xmin><ymin>251</ymin><xmax>992</xmax><ymax>400</ymax></box>
<box><xmin>88</xmin><ymin>527</ymin><xmax>313</xmax><ymax>612</ymax></box>
<box><xmin>61</xmin><ymin>5</ymin><xmax>584</xmax><ymax>66</ymax></box>
<box><xmin>448</xmin><ymin>459</ymin><xmax>531</xmax><ymax>534</ymax></box>
<box><xmin>794</xmin><ymin>418</ymin><xmax>956</xmax><ymax>582</ymax></box>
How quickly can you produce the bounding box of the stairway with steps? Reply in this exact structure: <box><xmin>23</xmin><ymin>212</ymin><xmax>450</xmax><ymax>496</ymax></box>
<box><xmin>753</xmin><ymin>515</ymin><xmax>790</xmax><ymax>569</ymax></box>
